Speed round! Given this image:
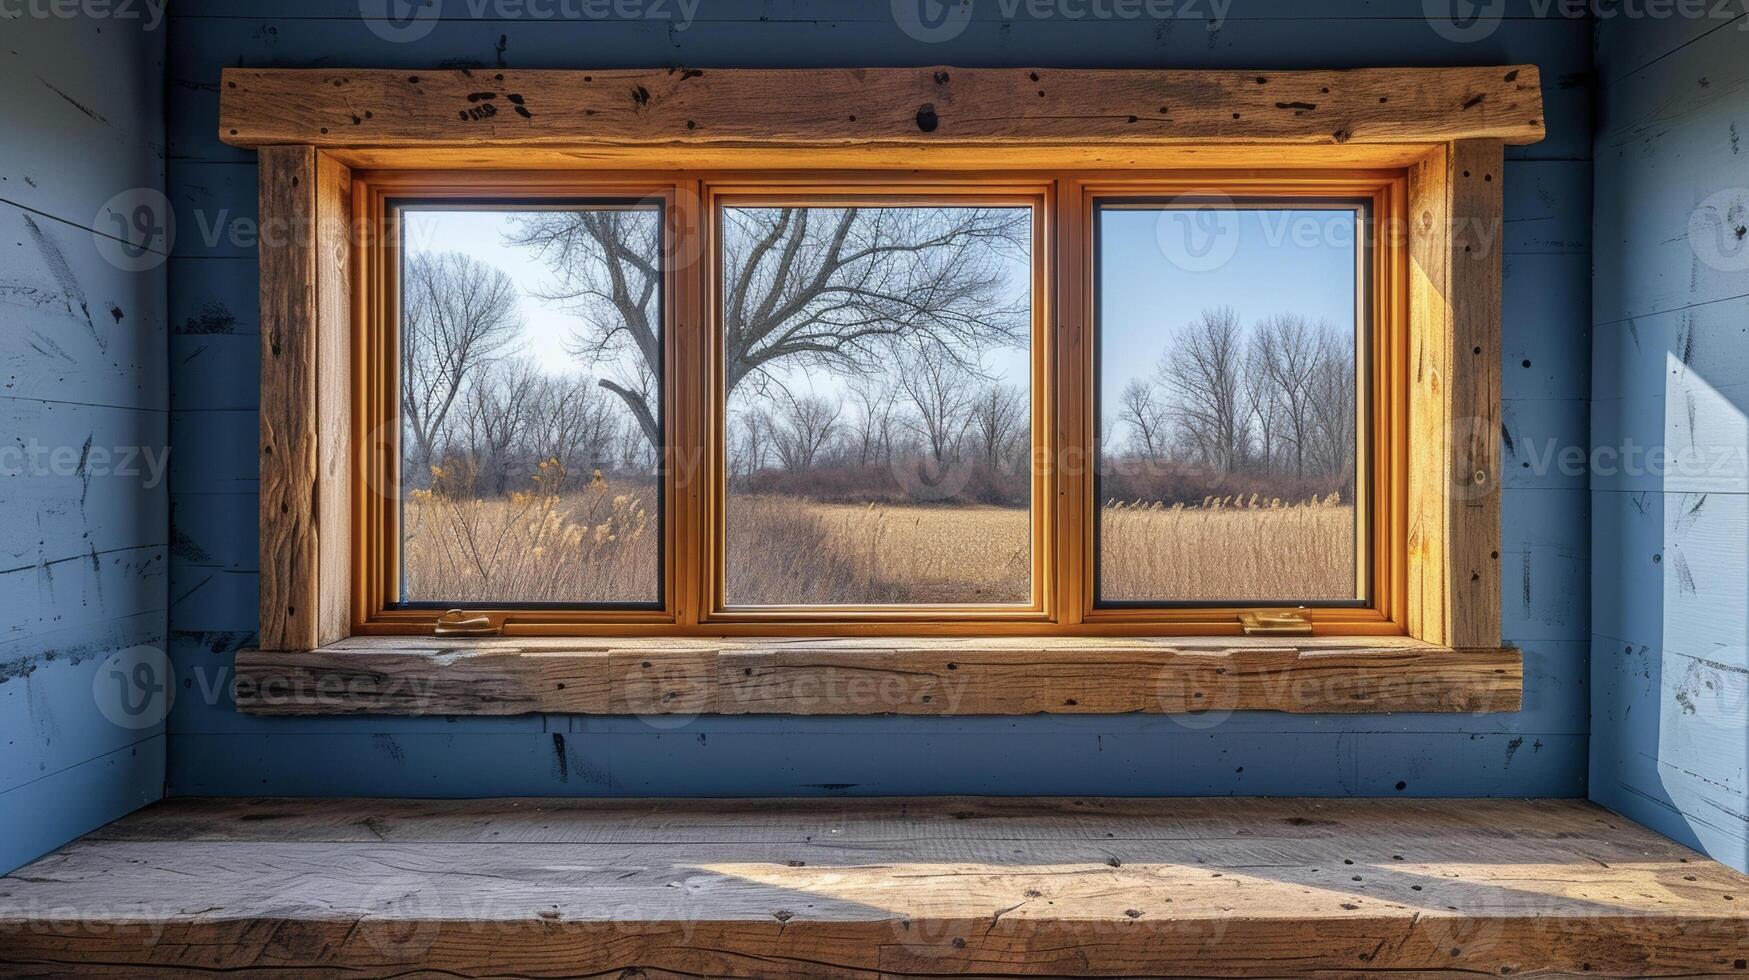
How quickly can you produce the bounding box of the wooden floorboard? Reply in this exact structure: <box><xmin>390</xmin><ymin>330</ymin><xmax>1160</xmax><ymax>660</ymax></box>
<box><xmin>1</xmin><ymin>798</ymin><xmax>1745</xmax><ymax>978</ymax></box>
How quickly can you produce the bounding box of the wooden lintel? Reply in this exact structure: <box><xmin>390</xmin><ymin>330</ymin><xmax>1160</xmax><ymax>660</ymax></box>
<box><xmin>233</xmin><ymin>636</ymin><xmax>1522</xmax><ymax>716</ymax></box>
<box><xmin>220</xmin><ymin>66</ymin><xmax>1546</xmax><ymax>154</ymax></box>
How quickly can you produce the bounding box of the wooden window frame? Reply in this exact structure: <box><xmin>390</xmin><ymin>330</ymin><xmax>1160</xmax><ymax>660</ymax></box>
<box><xmin>227</xmin><ymin>66</ymin><xmax>1535</xmax><ymax>714</ymax></box>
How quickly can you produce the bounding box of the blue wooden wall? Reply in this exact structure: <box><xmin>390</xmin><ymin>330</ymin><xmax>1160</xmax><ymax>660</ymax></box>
<box><xmin>1591</xmin><ymin>16</ymin><xmax>1749</xmax><ymax>874</ymax></box>
<box><xmin>0</xmin><ymin>13</ymin><xmax>168</xmax><ymax>873</ymax></box>
<box><xmin>161</xmin><ymin>2</ymin><xmax>1593</xmax><ymax>800</ymax></box>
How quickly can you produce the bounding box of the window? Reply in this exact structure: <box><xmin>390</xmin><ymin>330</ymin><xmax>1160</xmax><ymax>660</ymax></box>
<box><xmin>233</xmin><ymin>67</ymin><xmax>1524</xmax><ymax>709</ymax></box>
<box><xmin>394</xmin><ymin>203</ymin><xmax>664</xmax><ymax>608</ymax></box>
<box><xmin>352</xmin><ymin>174</ymin><xmax>1405</xmax><ymax>636</ymax></box>
<box><xmin>714</xmin><ymin>197</ymin><xmax>1040</xmax><ymax>608</ymax></box>
<box><xmin>1094</xmin><ymin>200</ymin><xmax>1367</xmax><ymax>606</ymax></box>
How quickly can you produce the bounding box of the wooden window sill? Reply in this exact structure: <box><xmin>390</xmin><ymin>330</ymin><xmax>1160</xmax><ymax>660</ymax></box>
<box><xmin>234</xmin><ymin>636</ymin><xmax>1521</xmax><ymax>716</ymax></box>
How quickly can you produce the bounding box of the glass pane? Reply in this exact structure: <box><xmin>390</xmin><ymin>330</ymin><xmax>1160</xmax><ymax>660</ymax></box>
<box><xmin>720</xmin><ymin>204</ymin><xmax>1034</xmax><ymax>606</ymax></box>
<box><xmin>1096</xmin><ymin>203</ymin><xmax>1363</xmax><ymax>603</ymax></box>
<box><xmin>398</xmin><ymin>204</ymin><xmax>662</xmax><ymax>605</ymax></box>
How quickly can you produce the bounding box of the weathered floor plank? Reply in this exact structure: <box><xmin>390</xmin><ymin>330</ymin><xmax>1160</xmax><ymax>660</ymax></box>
<box><xmin>0</xmin><ymin>797</ymin><xmax>1744</xmax><ymax>977</ymax></box>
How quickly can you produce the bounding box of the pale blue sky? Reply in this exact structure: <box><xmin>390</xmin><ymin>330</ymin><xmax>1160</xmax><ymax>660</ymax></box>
<box><xmin>401</xmin><ymin>208</ymin><xmax>634</xmax><ymax>378</ymax></box>
<box><xmin>1097</xmin><ymin>207</ymin><xmax>1361</xmax><ymax>433</ymax></box>
<box><xmin>400</xmin><ymin>206</ymin><xmax>1362</xmax><ymax>435</ymax></box>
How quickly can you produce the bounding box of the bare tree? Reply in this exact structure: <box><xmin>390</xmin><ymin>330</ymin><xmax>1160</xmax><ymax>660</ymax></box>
<box><xmin>510</xmin><ymin>208</ymin><xmax>663</xmax><ymax>449</ymax></box>
<box><xmin>401</xmin><ymin>251</ymin><xmax>523</xmax><ymax>481</ymax></box>
<box><xmin>1253</xmin><ymin>314</ymin><xmax>1326</xmax><ymax>476</ymax></box>
<box><xmin>846</xmin><ymin>374</ymin><xmax>900</xmax><ymax>466</ymax></box>
<box><xmin>1116</xmin><ymin>378</ymin><xmax>1171</xmax><ymax>461</ymax></box>
<box><xmin>514</xmin><ymin>206</ymin><xmax>1029</xmax><ymax>454</ymax></box>
<box><xmin>772</xmin><ymin>393</ymin><xmax>843</xmax><ymax>473</ymax></box>
<box><xmin>896</xmin><ymin>346</ymin><xmax>974</xmax><ymax>470</ymax></box>
<box><xmin>459</xmin><ymin>357</ymin><xmax>541</xmax><ymax>495</ymax></box>
<box><xmin>732</xmin><ymin>406</ymin><xmax>776</xmax><ymax>478</ymax></box>
<box><xmin>969</xmin><ymin>382</ymin><xmax>1028</xmax><ymax>472</ymax></box>
<box><xmin>1240</xmin><ymin>329</ymin><xmax>1282</xmax><ymax>473</ymax></box>
<box><xmin>1157</xmin><ymin>306</ymin><xmax>1248</xmax><ymax>472</ymax></box>
<box><xmin>1306</xmin><ymin>332</ymin><xmax>1357</xmax><ymax>478</ymax></box>
<box><xmin>526</xmin><ymin>372</ymin><xmax>619</xmax><ymax>488</ymax></box>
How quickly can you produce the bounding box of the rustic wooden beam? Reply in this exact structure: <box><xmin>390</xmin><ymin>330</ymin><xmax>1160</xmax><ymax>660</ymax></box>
<box><xmin>1405</xmin><ymin>141</ymin><xmax>1504</xmax><ymax>650</ymax></box>
<box><xmin>219</xmin><ymin>66</ymin><xmax>1545</xmax><ymax>152</ymax></box>
<box><xmin>1446</xmin><ymin>140</ymin><xmax>1506</xmax><ymax>649</ymax></box>
<box><xmin>257</xmin><ymin>147</ymin><xmax>352</xmax><ymax>651</ymax></box>
<box><xmin>233</xmin><ymin>636</ymin><xmax>1521</xmax><ymax>715</ymax></box>
<box><xmin>4</xmin><ymin>797</ymin><xmax>1743</xmax><ymax>977</ymax></box>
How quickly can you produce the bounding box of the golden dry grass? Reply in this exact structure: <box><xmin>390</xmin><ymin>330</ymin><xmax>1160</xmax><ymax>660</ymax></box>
<box><xmin>1099</xmin><ymin>494</ymin><xmax>1356</xmax><ymax>601</ymax></box>
<box><xmin>402</xmin><ymin>470</ymin><xmax>659</xmax><ymax>604</ymax></box>
<box><xmin>725</xmin><ymin>497</ymin><xmax>1031</xmax><ymax>605</ymax></box>
<box><xmin>404</xmin><ymin>481</ymin><xmax>1354</xmax><ymax>606</ymax></box>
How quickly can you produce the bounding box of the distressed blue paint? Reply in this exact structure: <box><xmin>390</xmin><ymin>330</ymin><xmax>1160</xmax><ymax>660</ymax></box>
<box><xmin>1590</xmin><ymin>17</ymin><xmax>1749</xmax><ymax>873</ymax></box>
<box><xmin>155</xmin><ymin>3</ymin><xmax>1596</xmax><ymax>802</ymax></box>
<box><xmin>0</xmin><ymin>16</ymin><xmax>168</xmax><ymax>874</ymax></box>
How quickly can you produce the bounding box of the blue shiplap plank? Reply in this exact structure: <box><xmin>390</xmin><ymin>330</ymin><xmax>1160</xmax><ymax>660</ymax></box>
<box><xmin>0</xmin><ymin>203</ymin><xmax>168</xmax><ymax>411</ymax></box>
<box><xmin>1591</xmin><ymin>18</ymin><xmax>1749</xmax><ymax>873</ymax></box>
<box><xmin>0</xmin><ymin>7</ymin><xmax>169</xmax><ymax>872</ymax></box>
<box><xmin>0</xmin><ymin>613</ymin><xmax>167</xmax><ymax>795</ymax></box>
<box><xmin>0</xmin><ymin>14</ymin><xmax>167</xmax><ymax>232</ymax></box>
<box><xmin>0</xmin><ymin>735</ymin><xmax>165</xmax><ymax>875</ymax></box>
<box><xmin>169</xmin><ymin>729</ymin><xmax>1587</xmax><ymax>798</ymax></box>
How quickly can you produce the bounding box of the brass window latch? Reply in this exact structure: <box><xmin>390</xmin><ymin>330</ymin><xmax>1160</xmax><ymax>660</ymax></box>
<box><xmin>1238</xmin><ymin>609</ymin><xmax>1313</xmax><ymax>636</ymax></box>
<box><xmin>434</xmin><ymin>609</ymin><xmax>500</xmax><ymax>637</ymax></box>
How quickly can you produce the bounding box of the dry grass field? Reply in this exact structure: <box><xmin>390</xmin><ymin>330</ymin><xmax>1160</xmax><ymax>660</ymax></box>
<box><xmin>403</xmin><ymin>482</ymin><xmax>1355</xmax><ymax>606</ymax></box>
<box><xmin>725</xmin><ymin>497</ymin><xmax>1032</xmax><ymax>605</ymax></box>
<box><xmin>1099</xmin><ymin>495</ymin><xmax>1356</xmax><ymax>602</ymax></box>
<box><xmin>402</xmin><ymin>474</ymin><xmax>660</xmax><ymax>604</ymax></box>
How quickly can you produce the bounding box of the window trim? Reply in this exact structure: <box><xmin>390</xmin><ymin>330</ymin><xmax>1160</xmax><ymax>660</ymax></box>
<box><xmin>1069</xmin><ymin>174</ymin><xmax>1407</xmax><ymax>633</ymax></box>
<box><xmin>352</xmin><ymin>174</ymin><xmax>689</xmax><ymax>633</ymax></box>
<box><xmin>347</xmin><ymin>172</ymin><xmax>1408</xmax><ymax>636</ymax></box>
<box><xmin>703</xmin><ymin>181</ymin><xmax>1054</xmax><ymax>624</ymax></box>
<box><xmin>233</xmin><ymin>66</ymin><xmax>1522</xmax><ymax>672</ymax></box>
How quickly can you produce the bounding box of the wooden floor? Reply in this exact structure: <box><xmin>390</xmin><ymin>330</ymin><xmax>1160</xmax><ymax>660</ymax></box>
<box><xmin>0</xmin><ymin>798</ymin><xmax>1744</xmax><ymax>978</ymax></box>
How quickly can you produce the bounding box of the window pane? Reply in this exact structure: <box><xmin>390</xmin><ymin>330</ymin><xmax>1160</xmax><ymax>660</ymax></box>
<box><xmin>398</xmin><ymin>205</ymin><xmax>662</xmax><ymax>605</ymax></box>
<box><xmin>1096</xmin><ymin>203</ymin><xmax>1363</xmax><ymax>604</ymax></box>
<box><xmin>720</xmin><ymin>204</ymin><xmax>1034</xmax><ymax>606</ymax></box>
